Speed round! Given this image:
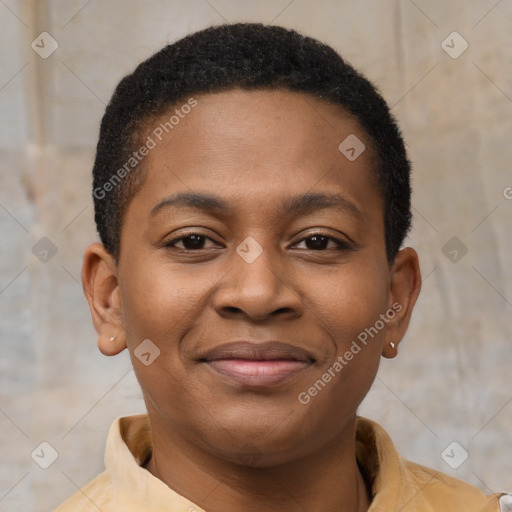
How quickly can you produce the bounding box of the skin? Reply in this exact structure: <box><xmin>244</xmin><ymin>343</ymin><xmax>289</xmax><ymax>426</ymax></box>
<box><xmin>82</xmin><ymin>89</ymin><xmax>421</xmax><ymax>512</ymax></box>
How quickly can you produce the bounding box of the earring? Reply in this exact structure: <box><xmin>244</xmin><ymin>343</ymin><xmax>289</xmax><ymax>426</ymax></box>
<box><xmin>388</xmin><ymin>341</ymin><xmax>398</xmax><ymax>355</ymax></box>
<box><xmin>109</xmin><ymin>335</ymin><xmax>118</xmax><ymax>342</ymax></box>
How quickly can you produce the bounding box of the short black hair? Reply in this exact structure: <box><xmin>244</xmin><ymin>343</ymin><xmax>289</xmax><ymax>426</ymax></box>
<box><xmin>92</xmin><ymin>22</ymin><xmax>412</xmax><ymax>264</ymax></box>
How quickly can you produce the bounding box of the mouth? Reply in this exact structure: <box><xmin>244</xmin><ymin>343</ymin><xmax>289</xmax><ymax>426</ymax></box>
<box><xmin>199</xmin><ymin>341</ymin><xmax>315</xmax><ymax>387</ymax></box>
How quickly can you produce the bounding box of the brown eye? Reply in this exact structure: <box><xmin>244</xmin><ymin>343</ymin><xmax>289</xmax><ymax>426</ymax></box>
<box><xmin>294</xmin><ymin>234</ymin><xmax>351</xmax><ymax>251</ymax></box>
<box><xmin>165</xmin><ymin>233</ymin><xmax>216</xmax><ymax>250</ymax></box>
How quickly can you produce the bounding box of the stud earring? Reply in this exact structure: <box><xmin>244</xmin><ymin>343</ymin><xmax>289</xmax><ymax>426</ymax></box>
<box><xmin>390</xmin><ymin>341</ymin><xmax>395</xmax><ymax>349</ymax></box>
<box><xmin>109</xmin><ymin>335</ymin><xmax>118</xmax><ymax>342</ymax></box>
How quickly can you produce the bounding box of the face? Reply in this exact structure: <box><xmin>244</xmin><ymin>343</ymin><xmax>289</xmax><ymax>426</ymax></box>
<box><xmin>84</xmin><ymin>88</ymin><xmax>421</xmax><ymax>467</ymax></box>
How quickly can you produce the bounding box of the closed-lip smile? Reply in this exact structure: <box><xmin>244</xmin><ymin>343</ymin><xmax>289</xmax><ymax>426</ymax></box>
<box><xmin>199</xmin><ymin>341</ymin><xmax>315</xmax><ymax>387</ymax></box>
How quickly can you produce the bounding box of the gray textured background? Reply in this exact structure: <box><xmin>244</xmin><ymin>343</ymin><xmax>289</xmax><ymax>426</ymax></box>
<box><xmin>1</xmin><ymin>1</ymin><xmax>511</xmax><ymax>510</ymax></box>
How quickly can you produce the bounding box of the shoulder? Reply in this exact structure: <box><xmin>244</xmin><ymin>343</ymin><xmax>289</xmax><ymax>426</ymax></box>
<box><xmin>355</xmin><ymin>417</ymin><xmax>508</xmax><ymax>512</ymax></box>
<box><xmin>400</xmin><ymin>457</ymin><xmax>507</xmax><ymax>512</ymax></box>
<box><xmin>53</xmin><ymin>471</ymin><xmax>112</xmax><ymax>511</ymax></box>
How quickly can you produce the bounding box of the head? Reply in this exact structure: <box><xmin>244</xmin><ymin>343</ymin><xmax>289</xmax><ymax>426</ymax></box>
<box><xmin>83</xmin><ymin>23</ymin><xmax>421</xmax><ymax>467</ymax></box>
<box><xmin>92</xmin><ymin>22</ymin><xmax>412</xmax><ymax>265</ymax></box>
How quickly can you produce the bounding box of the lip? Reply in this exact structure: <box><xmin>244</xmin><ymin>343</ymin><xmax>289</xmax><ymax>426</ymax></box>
<box><xmin>199</xmin><ymin>341</ymin><xmax>315</xmax><ymax>387</ymax></box>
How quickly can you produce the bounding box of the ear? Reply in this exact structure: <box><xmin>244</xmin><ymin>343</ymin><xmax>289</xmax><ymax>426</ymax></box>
<box><xmin>382</xmin><ymin>247</ymin><xmax>421</xmax><ymax>359</ymax></box>
<box><xmin>82</xmin><ymin>242</ymin><xmax>126</xmax><ymax>356</ymax></box>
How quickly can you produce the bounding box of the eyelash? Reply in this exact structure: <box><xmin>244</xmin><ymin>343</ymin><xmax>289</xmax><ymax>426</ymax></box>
<box><xmin>163</xmin><ymin>231</ymin><xmax>352</xmax><ymax>252</ymax></box>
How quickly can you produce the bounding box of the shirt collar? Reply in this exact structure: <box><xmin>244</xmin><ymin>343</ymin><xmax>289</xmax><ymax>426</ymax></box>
<box><xmin>104</xmin><ymin>414</ymin><xmax>503</xmax><ymax>511</ymax></box>
<box><xmin>105</xmin><ymin>414</ymin><xmax>207</xmax><ymax>511</ymax></box>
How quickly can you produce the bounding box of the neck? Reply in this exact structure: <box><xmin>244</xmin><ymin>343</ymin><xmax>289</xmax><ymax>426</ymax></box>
<box><xmin>144</xmin><ymin>417</ymin><xmax>371</xmax><ymax>512</ymax></box>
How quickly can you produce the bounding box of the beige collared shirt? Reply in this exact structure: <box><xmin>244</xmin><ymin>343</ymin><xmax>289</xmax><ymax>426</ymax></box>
<box><xmin>54</xmin><ymin>414</ymin><xmax>509</xmax><ymax>511</ymax></box>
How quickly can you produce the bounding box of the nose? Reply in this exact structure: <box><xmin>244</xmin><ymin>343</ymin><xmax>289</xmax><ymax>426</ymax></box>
<box><xmin>212</xmin><ymin>242</ymin><xmax>303</xmax><ymax>322</ymax></box>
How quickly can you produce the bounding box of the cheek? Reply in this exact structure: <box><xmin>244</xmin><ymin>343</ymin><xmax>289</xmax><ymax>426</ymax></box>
<box><xmin>297</xmin><ymin>265</ymin><xmax>389</xmax><ymax>414</ymax></box>
<box><xmin>310</xmin><ymin>260</ymin><xmax>390</xmax><ymax>351</ymax></box>
<box><xmin>117</xmin><ymin>263</ymin><xmax>198</xmax><ymax>419</ymax></box>
<box><xmin>119</xmin><ymin>261</ymin><xmax>201</xmax><ymax>341</ymax></box>
<box><xmin>118</xmin><ymin>260</ymin><xmax>223</xmax><ymax>390</ymax></box>
<box><xmin>298</xmin><ymin>262</ymin><xmax>389</xmax><ymax>406</ymax></box>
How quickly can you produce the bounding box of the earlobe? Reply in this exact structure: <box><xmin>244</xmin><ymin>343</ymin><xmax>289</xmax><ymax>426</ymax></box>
<box><xmin>98</xmin><ymin>331</ymin><xmax>126</xmax><ymax>356</ymax></box>
<box><xmin>382</xmin><ymin>340</ymin><xmax>398</xmax><ymax>359</ymax></box>
<box><xmin>382</xmin><ymin>247</ymin><xmax>422</xmax><ymax>358</ymax></box>
<box><xmin>81</xmin><ymin>243</ymin><xmax>127</xmax><ymax>356</ymax></box>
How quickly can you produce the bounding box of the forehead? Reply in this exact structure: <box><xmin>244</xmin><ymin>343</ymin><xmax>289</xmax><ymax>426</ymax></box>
<box><xmin>149</xmin><ymin>88</ymin><xmax>370</xmax><ymax>166</ymax></box>
<box><xmin>127</xmin><ymin>88</ymin><xmax>382</xmax><ymax>222</ymax></box>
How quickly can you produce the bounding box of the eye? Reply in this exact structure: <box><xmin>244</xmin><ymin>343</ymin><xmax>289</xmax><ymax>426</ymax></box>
<box><xmin>163</xmin><ymin>231</ymin><xmax>352</xmax><ymax>252</ymax></box>
<box><xmin>293</xmin><ymin>233</ymin><xmax>351</xmax><ymax>251</ymax></box>
<box><xmin>164</xmin><ymin>233</ymin><xmax>218</xmax><ymax>251</ymax></box>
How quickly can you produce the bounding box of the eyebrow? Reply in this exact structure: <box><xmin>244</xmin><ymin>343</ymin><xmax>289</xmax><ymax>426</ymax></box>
<box><xmin>150</xmin><ymin>191</ymin><xmax>364</xmax><ymax>220</ymax></box>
